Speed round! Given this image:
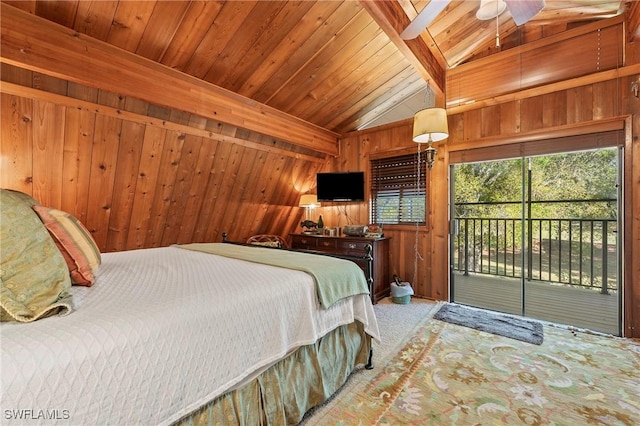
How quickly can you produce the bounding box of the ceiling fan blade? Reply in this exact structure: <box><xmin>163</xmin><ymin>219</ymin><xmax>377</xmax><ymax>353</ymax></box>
<box><xmin>505</xmin><ymin>0</ymin><xmax>545</xmax><ymax>26</ymax></box>
<box><xmin>400</xmin><ymin>0</ymin><xmax>452</xmax><ymax>40</ymax></box>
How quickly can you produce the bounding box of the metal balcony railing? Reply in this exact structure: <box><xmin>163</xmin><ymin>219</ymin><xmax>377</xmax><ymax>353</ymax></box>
<box><xmin>453</xmin><ymin>217</ymin><xmax>618</xmax><ymax>294</ymax></box>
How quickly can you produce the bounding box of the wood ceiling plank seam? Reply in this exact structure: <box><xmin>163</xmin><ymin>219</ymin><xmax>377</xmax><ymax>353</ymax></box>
<box><xmin>181</xmin><ymin>1</ymin><xmax>259</xmax><ymax>79</ymax></box>
<box><xmin>288</xmin><ymin>29</ymin><xmax>394</xmax><ymax>121</ymax></box>
<box><xmin>219</xmin><ymin>0</ymin><xmax>316</xmax><ymax>93</ymax></box>
<box><xmin>301</xmin><ymin>40</ymin><xmax>404</xmax><ymax>123</ymax></box>
<box><xmin>269</xmin><ymin>16</ymin><xmax>381</xmax><ymax>115</ymax></box>
<box><xmin>105</xmin><ymin>0</ymin><xmax>156</xmax><ymax>52</ymax></box>
<box><xmin>236</xmin><ymin>0</ymin><xmax>344</xmax><ymax>98</ymax></box>
<box><xmin>345</xmin><ymin>76</ymin><xmax>427</xmax><ymax>132</ymax></box>
<box><xmin>201</xmin><ymin>0</ymin><xmax>289</xmax><ymax>87</ymax></box>
<box><xmin>259</xmin><ymin>3</ymin><xmax>368</xmax><ymax>104</ymax></box>
<box><xmin>73</xmin><ymin>0</ymin><xmax>117</xmax><ymax>41</ymax></box>
<box><xmin>158</xmin><ymin>1</ymin><xmax>225</xmax><ymax>70</ymax></box>
<box><xmin>33</xmin><ymin>0</ymin><xmax>78</xmax><ymax>28</ymax></box>
<box><xmin>328</xmin><ymin>63</ymin><xmax>424</xmax><ymax>132</ymax></box>
<box><xmin>134</xmin><ymin>0</ymin><xmax>192</xmax><ymax>62</ymax></box>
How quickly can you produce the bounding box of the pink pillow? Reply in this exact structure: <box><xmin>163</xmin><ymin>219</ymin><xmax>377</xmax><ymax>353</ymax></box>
<box><xmin>33</xmin><ymin>206</ymin><xmax>101</xmax><ymax>286</ymax></box>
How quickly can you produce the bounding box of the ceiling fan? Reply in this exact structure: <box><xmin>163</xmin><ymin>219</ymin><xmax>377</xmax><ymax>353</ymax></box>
<box><xmin>400</xmin><ymin>0</ymin><xmax>546</xmax><ymax>40</ymax></box>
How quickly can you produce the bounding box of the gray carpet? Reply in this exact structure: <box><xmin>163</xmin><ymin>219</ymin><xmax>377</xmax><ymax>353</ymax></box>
<box><xmin>433</xmin><ymin>303</ymin><xmax>544</xmax><ymax>345</ymax></box>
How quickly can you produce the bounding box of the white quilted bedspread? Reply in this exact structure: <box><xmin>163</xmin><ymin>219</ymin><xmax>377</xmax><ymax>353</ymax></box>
<box><xmin>0</xmin><ymin>246</ymin><xmax>379</xmax><ymax>425</ymax></box>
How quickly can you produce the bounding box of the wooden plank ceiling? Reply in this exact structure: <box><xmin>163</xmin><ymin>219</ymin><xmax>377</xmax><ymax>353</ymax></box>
<box><xmin>2</xmin><ymin>0</ymin><xmax>630</xmax><ymax>137</ymax></box>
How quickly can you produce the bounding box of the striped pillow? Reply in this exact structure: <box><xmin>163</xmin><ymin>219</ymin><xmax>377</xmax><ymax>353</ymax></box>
<box><xmin>33</xmin><ymin>206</ymin><xmax>101</xmax><ymax>286</ymax></box>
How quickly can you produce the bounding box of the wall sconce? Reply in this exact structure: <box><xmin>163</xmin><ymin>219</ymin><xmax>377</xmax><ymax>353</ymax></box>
<box><xmin>299</xmin><ymin>194</ymin><xmax>320</xmax><ymax>220</ymax></box>
<box><xmin>412</xmin><ymin>107</ymin><xmax>449</xmax><ymax>169</ymax></box>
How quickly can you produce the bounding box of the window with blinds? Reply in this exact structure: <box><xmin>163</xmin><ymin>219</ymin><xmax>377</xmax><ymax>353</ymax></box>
<box><xmin>370</xmin><ymin>152</ymin><xmax>427</xmax><ymax>225</ymax></box>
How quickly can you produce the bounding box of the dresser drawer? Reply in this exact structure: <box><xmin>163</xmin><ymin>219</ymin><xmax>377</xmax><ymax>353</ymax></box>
<box><xmin>316</xmin><ymin>238</ymin><xmax>338</xmax><ymax>250</ymax></box>
<box><xmin>290</xmin><ymin>235</ymin><xmax>317</xmax><ymax>249</ymax></box>
<box><xmin>338</xmin><ymin>239</ymin><xmax>370</xmax><ymax>254</ymax></box>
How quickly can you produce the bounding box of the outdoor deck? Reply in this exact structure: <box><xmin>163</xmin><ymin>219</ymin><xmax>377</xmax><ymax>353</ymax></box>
<box><xmin>452</xmin><ymin>272</ymin><xmax>620</xmax><ymax>335</ymax></box>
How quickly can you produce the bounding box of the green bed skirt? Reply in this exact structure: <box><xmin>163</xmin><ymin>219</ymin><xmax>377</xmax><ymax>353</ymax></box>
<box><xmin>174</xmin><ymin>321</ymin><xmax>371</xmax><ymax>426</ymax></box>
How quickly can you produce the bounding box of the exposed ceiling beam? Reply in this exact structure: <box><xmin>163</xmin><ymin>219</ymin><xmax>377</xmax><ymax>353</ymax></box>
<box><xmin>360</xmin><ymin>0</ymin><xmax>447</xmax><ymax>102</ymax></box>
<box><xmin>0</xmin><ymin>3</ymin><xmax>339</xmax><ymax>156</ymax></box>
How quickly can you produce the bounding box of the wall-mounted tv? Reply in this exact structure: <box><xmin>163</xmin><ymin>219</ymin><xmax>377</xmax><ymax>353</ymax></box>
<box><xmin>317</xmin><ymin>171</ymin><xmax>365</xmax><ymax>202</ymax></box>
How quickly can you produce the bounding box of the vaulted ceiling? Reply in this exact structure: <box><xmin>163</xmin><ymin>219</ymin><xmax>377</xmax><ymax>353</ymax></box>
<box><xmin>2</xmin><ymin>0</ymin><xmax>635</xmax><ymax>134</ymax></box>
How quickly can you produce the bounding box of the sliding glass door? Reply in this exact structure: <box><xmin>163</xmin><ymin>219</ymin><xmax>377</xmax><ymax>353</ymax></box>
<box><xmin>450</xmin><ymin>147</ymin><xmax>621</xmax><ymax>335</ymax></box>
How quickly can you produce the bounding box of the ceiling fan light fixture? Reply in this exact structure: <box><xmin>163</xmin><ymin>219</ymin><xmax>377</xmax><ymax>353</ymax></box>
<box><xmin>476</xmin><ymin>0</ymin><xmax>507</xmax><ymax>20</ymax></box>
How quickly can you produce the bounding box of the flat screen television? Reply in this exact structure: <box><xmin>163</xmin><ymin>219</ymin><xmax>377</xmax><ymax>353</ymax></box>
<box><xmin>316</xmin><ymin>171</ymin><xmax>365</xmax><ymax>202</ymax></box>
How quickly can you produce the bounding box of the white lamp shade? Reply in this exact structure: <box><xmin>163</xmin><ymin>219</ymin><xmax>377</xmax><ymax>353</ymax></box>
<box><xmin>476</xmin><ymin>0</ymin><xmax>507</xmax><ymax>20</ymax></box>
<box><xmin>412</xmin><ymin>108</ymin><xmax>449</xmax><ymax>143</ymax></box>
<box><xmin>299</xmin><ymin>194</ymin><xmax>320</xmax><ymax>208</ymax></box>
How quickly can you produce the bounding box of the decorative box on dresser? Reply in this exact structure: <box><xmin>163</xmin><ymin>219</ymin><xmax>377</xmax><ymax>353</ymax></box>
<box><xmin>289</xmin><ymin>234</ymin><xmax>390</xmax><ymax>304</ymax></box>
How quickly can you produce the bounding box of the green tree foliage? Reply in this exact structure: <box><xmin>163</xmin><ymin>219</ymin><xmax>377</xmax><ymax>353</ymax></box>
<box><xmin>454</xmin><ymin>148</ymin><xmax>617</xmax><ymax>220</ymax></box>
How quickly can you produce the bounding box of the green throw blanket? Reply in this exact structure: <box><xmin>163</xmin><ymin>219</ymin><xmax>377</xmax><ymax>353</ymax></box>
<box><xmin>176</xmin><ymin>243</ymin><xmax>370</xmax><ymax>308</ymax></box>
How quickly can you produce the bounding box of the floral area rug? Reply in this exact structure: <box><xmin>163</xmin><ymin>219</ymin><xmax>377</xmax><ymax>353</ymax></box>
<box><xmin>317</xmin><ymin>318</ymin><xmax>640</xmax><ymax>425</ymax></box>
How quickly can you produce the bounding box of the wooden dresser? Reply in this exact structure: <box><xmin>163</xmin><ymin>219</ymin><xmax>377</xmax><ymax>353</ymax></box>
<box><xmin>289</xmin><ymin>233</ymin><xmax>390</xmax><ymax>304</ymax></box>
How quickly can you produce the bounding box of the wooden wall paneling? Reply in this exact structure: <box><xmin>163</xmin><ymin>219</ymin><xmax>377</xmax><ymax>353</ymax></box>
<box><xmin>31</xmin><ymin>100</ymin><xmax>65</xmax><ymax>207</ymax></box>
<box><xmin>0</xmin><ymin>94</ymin><xmax>32</xmax><ymax>193</ymax></box>
<box><xmin>126</xmin><ymin>126</ymin><xmax>167</xmax><ymax>250</ymax></box>
<box><xmin>160</xmin><ymin>134</ymin><xmax>204</xmax><ymax>247</ymax></box>
<box><xmin>60</xmin><ymin>108</ymin><xmax>96</xmax><ymax>222</ymax></box>
<box><xmin>499</xmin><ymin>101</ymin><xmax>520</xmax><ymax>135</ymax></box>
<box><xmin>202</xmin><ymin>143</ymin><xmax>246</xmax><ymax>242</ymax></box>
<box><xmin>192</xmin><ymin>139</ymin><xmax>232</xmax><ymax>242</ymax></box>
<box><xmin>462</xmin><ymin>108</ymin><xmax>483</xmax><ymax>142</ymax></box>
<box><xmin>104</xmin><ymin>120</ymin><xmax>146</xmax><ymax>252</ymax></box>
<box><xmin>542</xmin><ymin>91</ymin><xmax>568</xmax><ymax>128</ymax></box>
<box><xmin>234</xmin><ymin>149</ymin><xmax>269</xmax><ymax>238</ymax></box>
<box><xmin>628</xmin><ymin>111</ymin><xmax>640</xmax><ymax>338</ymax></box>
<box><xmin>214</xmin><ymin>145</ymin><xmax>260</xmax><ymax>240</ymax></box>
<box><xmin>593</xmin><ymin>79</ymin><xmax>622</xmax><ymax>119</ymax></box>
<box><xmin>520</xmin><ymin>95</ymin><xmax>544</xmax><ymax>133</ymax></box>
<box><xmin>480</xmin><ymin>105</ymin><xmax>502</xmax><ymax>138</ymax></box>
<box><xmin>247</xmin><ymin>152</ymin><xmax>291</xmax><ymax>237</ymax></box>
<box><xmin>176</xmin><ymin>137</ymin><xmax>218</xmax><ymax>244</ymax></box>
<box><xmin>567</xmin><ymin>85</ymin><xmax>594</xmax><ymax>124</ymax></box>
<box><xmin>32</xmin><ymin>72</ymin><xmax>67</xmax><ymax>96</ymax></box>
<box><xmin>1</xmin><ymin>62</ymin><xmax>33</xmax><ymax>86</ymax></box>
<box><xmin>144</xmin><ymin>130</ymin><xmax>184</xmax><ymax>248</ymax></box>
<box><xmin>84</xmin><ymin>114</ymin><xmax>121</xmax><ymax>249</ymax></box>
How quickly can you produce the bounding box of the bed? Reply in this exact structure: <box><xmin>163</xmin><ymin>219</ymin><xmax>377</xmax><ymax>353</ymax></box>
<box><xmin>0</xmin><ymin>189</ymin><xmax>380</xmax><ymax>425</ymax></box>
